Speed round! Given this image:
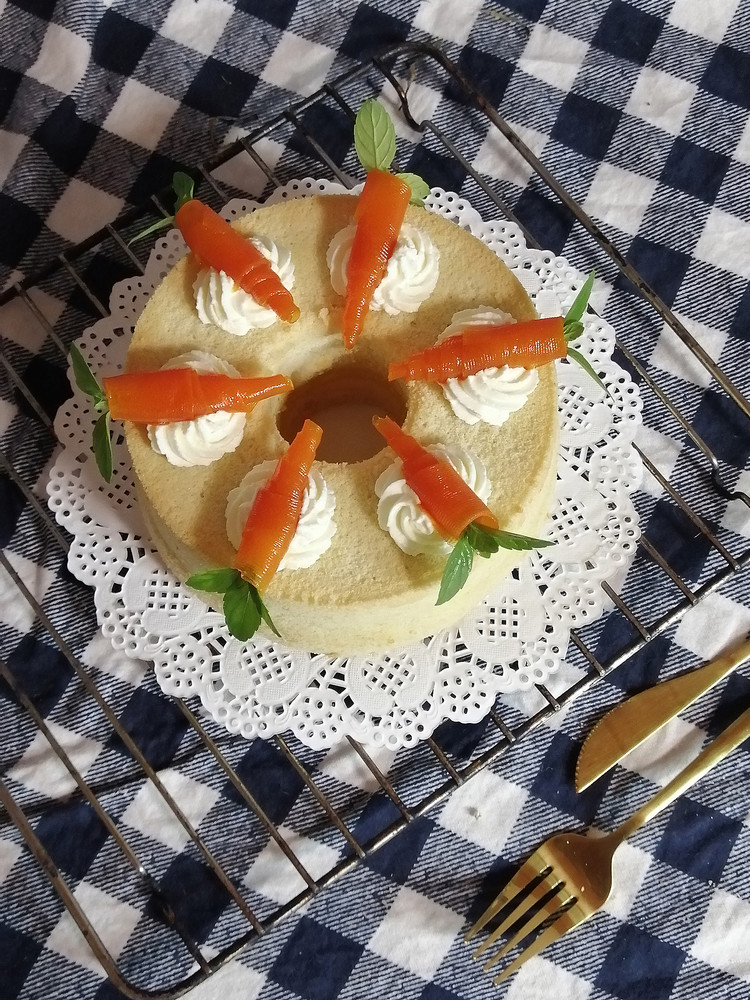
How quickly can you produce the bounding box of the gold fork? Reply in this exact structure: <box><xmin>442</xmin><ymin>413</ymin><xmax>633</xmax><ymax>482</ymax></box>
<box><xmin>465</xmin><ymin>702</ymin><xmax>750</xmax><ymax>984</ymax></box>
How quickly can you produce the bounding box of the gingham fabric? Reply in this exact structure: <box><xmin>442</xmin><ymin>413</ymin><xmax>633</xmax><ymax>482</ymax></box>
<box><xmin>2</xmin><ymin>2</ymin><xmax>750</xmax><ymax>999</ymax></box>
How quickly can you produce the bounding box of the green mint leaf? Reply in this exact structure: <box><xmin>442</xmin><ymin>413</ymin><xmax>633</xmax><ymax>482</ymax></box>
<box><xmin>437</xmin><ymin>533</ymin><xmax>474</xmax><ymax>605</ymax></box>
<box><xmin>127</xmin><ymin>215</ymin><xmax>174</xmax><ymax>247</ymax></box>
<box><xmin>187</xmin><ymin>566</ymin><xmax>280</xmax><ymax>642</ymax></box>
<box><xmin>567</xmin><ymin>346</ymin><xmax>607</xmax><ymax>391</ymax></box>
<box><xmin>172</xmin><ymin>171</ymin><xmax>195</xmax><ymax>211</ymax></box>
<box><xmin>437</xmin><ymin>520</ymin><xmax>555</xmax><ymax>605</ymax></box>
<box><xmin>127</xmin><ymin>171</ymin><xmax>194</xmax><ymax>246</ymax></box>
<box><xmin>396</xmin><ymin>172</ymin><xmax>430</xmax><ymax>206</ymax></box>
<box><xmin>476</xmin><ymin>523</ymin><xmax>554</xmax><ymax>552</ymax></box>
<box><xmin>465</xmin><ymin>522</ymin><xmax>501</xmax><ymax>556</ymax></box>
<box><xmin>92</xmin><ymin>410</ymin><xmax>113</xmax><ymax>483</ymax></box>
<box><xmin>563</xmin><ymin>270</ymin><xmax>595</xmax><ymax>337</ymax></box>
<box><xmin>223</xmin><ymin>576</ymin><xmax>262</xmax><ymax>642</ymax></box>
<box><xmin>564</xmin><ymin>319</ymin><xmax>583</xmax><ymax>344</ymax></box>
<box><xmin>186</xmin><ymin>567</ymin><xmax>239</xmax><ymax>593</ymax></box>
<box><xmin>69</xmin><ymin>343</ymin><xmax>105</xmax><ymax>406</ymax></box>
<box><xmin>354</xmin><ymin>99</ymin><xmax>396</xmax><ymax>172</ymax></box>
<box><xmin>248</xmin><ymin>584</ymin><xmax>281</xmax><ymax>638</ymax></box>
<box><xmin>72</xmin><ymin>343</ymin><xmax>112</xmax><ymax>481</ymax></box>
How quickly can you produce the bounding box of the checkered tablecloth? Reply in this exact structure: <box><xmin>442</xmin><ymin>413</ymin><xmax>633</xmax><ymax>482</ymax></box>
<box><xmin>2</xmin><ymin>2</ymin><xmax>750</xmax><ymax>999</ymax></box>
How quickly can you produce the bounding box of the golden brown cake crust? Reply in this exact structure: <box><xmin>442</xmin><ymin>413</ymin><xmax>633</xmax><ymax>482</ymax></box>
<box><xmin>125</xmin><ymin>193</ymin><xmax>559</xmax><ymax>655</ymax></box>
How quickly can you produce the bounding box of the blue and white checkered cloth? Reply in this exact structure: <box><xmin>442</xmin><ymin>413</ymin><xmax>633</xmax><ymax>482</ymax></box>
<box><xmin>2</xmin><ymin>2</ymin><xmax>750</xmax><ymax>998</ymax></box>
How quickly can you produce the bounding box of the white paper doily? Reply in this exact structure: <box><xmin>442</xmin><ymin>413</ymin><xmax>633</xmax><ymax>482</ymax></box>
<box><xmin>47</xmin><ymin>179</ymin><xmax>643</xmax><ymax>750</ymax></box>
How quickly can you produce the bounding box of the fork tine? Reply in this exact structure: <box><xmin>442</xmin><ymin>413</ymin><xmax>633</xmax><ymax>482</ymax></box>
<box><xmin>493</xmin><ymin>900</ymin><xmax>591</xmax><ymax>984</ymax></box>
<box><xmin>473</xmin><ymin>867</ymin><xmax>564</xmax><ymax>960</ymax></box>
<box><xmin>482</xmin><ymin>891</ymin><xmax>573</xmax><ymax>971</ymax></box>
<box><xmin>464</xmin><ymin>850</ymin><xmax>551</xmax><ymax>945</ymax></box>
<box><xmin>464</xmin><ymin>890</ymin><xmax>511</xmax><ymax>944</ymax></box>
<box><xmin>493</xmin><ymin>912</ymin><xmax>573</xmax><ymax>984</ymax></box>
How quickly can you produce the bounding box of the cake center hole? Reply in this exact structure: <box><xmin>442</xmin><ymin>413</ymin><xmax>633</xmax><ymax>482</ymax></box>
<box><xmin>277</xmin><ymin>363</ymin><xmax>407</xmax><ymax>463</ymax></box>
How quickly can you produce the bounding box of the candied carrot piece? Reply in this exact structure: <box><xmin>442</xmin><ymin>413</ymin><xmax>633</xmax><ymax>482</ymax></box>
<box><xmin>342</xmin><ymin>169</ymin><xmax>411</xmax><ymax>350</ymax></box>
<box><xmin>103</xmin><ymin>369</ymin><xmax>292</xmax><ymax>424</ymax></box>
<box><xmin>374</xmin><ymin>416</ymin><xmax>497</xmax><ymax>541</ymax></box>
<box><xmin>388</xmin><ymin>316</ymin><xmax>566</xmax><ymax>383</ymax></box>
<box><xmin>234</xmin><ymin>419</ymin><xmax>323</xmax><ymax>593</ymax></box>
<box><xmin>175</xmin><ymin>199</ymin><xmax>300</xmax><ymax>323</ymax></box>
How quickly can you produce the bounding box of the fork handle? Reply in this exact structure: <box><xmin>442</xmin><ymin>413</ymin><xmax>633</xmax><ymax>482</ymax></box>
<box><xmin>612</xmin><ymin>702</ymin><xmax>750</xmax><ymax>843</ymax></box>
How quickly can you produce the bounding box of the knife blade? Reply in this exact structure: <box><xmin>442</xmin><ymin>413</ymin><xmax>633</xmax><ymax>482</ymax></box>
<box><xmin>575</xmin><ymin>635</ymin><xmax>750</xmax><ymax>791</ymax></box>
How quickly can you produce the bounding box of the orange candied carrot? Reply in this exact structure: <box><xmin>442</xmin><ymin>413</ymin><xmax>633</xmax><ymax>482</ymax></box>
<box><xmin>103</xmin><ymin>369</ymin><xmax>292</xmax><ymax>424</ymax></box>
<box><xmin>342</xmin><ymin>169</ymin><xmax>411</xmax><ymax>350</ymax></box>
<box><xmin>234</xmin><ymin>419</ymin><xmax>323</xmax><ymax>593</ymax></box>
<box><xmin>175</xmin><ymin>199</ymin><xmax>300</xmax><ymax>323</ymax></box>
<box><xmin>388</xmin><ymin>316</ymin><xmax>566</xmax><ymax>383</ymax></box>
<box><xmin>373</xmin><ymin>416</ymin><xmax>497</xmax><ymax>541</ymax></box>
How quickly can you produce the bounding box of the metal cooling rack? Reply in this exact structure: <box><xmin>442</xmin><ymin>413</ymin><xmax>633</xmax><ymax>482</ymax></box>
<box><xmin>2</xmin><ymin>41</ymin><xmax>750</xmax><ymax>999</ymax></box>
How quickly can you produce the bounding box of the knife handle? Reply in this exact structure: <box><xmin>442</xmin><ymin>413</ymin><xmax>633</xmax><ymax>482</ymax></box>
<box><xmin>614</xmin><ymin>700</ymin><xmax>750</xmax><ymax>841</ymax></box>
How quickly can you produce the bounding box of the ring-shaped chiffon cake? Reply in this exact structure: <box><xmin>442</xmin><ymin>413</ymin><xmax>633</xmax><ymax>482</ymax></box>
<box><xmin>125</xmin><ymin>193</ymin><xmax>559</xmax><ymax>655</ymax></box>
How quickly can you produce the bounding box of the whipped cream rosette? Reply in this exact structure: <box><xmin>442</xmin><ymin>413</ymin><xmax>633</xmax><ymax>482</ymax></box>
<box><xmin>327</xmin><ymin>221</ymin><xmax>439</xmax><ymax>316</ymax></box>
<box><xmin>194</xmin><ymin>234</ymin><xmax>296</xmax><ymax>335</ymax></box>
<box><xmin>226</xmin><ymin>459</ymin><xmax>336</xmax><ymax>570</ymax></box>
<box><xmin>145</xmin><ymin>350</ymin><xmax>249</xmax><ymax>467</ymax></box>
<box><xmin>375</xmin><ymin>443</ymin><xmax>490</xmax><ymax>557</ymax></box>
<box><xmin>439</xmin><ymin>308</ymin><xmax>540</xmax><ymax>426</ymax></box>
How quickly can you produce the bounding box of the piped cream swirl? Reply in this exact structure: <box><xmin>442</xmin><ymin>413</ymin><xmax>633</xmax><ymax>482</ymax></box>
<box><xmin>225</xmin><ymin>460</ymin><xmax>336</xmax><ymax>570</ymax></box>
<box><xmin>147</xmin><ymin>351</ymin><xmax>245</xmax><ymax>467</ymax></box>
<box><xmin>375</xmin><ymin>443</ymin><xmax>491</xmax><ymax>557</ymax></box>
<box><xmin>194</xmin><ymin>235</ymin><xmax>295</xmax><ymax>335</ymax></box>
<box><xmin>326</xmin><ymin>222</ymin><xmax>439</xmax><ymax>315</ymax></box>
<box><xmin>440</xmin><ymin>307</ymin><xmax>539</xmax><ymax>426</ymax></box>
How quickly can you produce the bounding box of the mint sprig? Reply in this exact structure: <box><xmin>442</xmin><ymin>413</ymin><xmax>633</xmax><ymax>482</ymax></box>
<box><xmin>92</xmin><ymin>411</ymin><xmax>113</xmax><ymax>483</ymax></box>
<box><xmin>353</xmin><ymin>99</ymin><xmax>429</xmax><ymax>206</ymax></box>
<box><xmin>70</xmin><ymin>342</ymin><xmax>106</xmax><ymax>408</ymax></box>
<box><xmin>560</xmin><ymin>270</ymin><xmax>606</xmax><ymax>390</ymax></box>
<box><xmin>128</xmin><ymin>171</ymin><xmax>195</xmax><ymax>245</ymax></box>
<box><xmin>187</xmin><ymin>568</ymin><xmax>280</xmax><ymax>642</ymax></box>
<box><xmin>396</xmin><ymin>171</ymin><xmax>431</xmax><ymax>205</ymax></box>
<box><xmin>563</xmin><ymin>269</ymin><xmax>594</xmax><ymax>342</ymax></box>
<box><xmin>69</xmin><ymin>343</ymin><xmax>114</xmax><ymax>483</ymax></box>
<box><xmin>437</xmin><ymin>522</ymin><xmax>554</xmax><ymax>606</ymax></box>
<box><xmin>354</xmin><ymin>99</ymin><xmax>396</xmax><ymax>172</ymax></box>
<box><xmin>567</xmin><ymin>345</ymin><xmax>604</xmax><ymax>387</ymax></box>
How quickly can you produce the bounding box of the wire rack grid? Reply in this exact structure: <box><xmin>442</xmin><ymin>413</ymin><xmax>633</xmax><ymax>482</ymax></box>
<box><xmin>1</xmin><ymin>41</ymin><xmax>749</xmax><ymax>999</ymax></box>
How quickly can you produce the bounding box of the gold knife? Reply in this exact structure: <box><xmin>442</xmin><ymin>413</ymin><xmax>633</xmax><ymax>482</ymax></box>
<box><xmin>575</xmin><ymin>635</ymin><xmax>750</xmax><ymax>791</ymax></box>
